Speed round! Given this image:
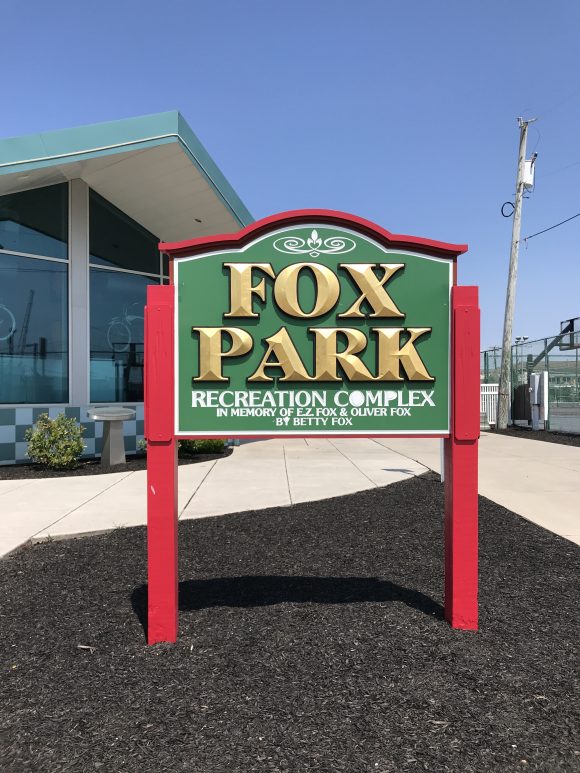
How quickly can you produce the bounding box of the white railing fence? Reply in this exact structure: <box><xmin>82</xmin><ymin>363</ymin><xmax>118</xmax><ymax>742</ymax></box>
<box><xmin>480</xmin><ymin>383</ymin><xmax>499</xmax><ymax>426</ymax></box>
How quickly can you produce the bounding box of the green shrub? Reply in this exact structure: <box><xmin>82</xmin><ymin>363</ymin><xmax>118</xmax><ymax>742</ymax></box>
<box><xmin>178</xmin><ymin>439</ymin><xmax>225</xmax><ymax>456</ymax></box>
<box><xmin>178</xmin><ymin>439</ymin><xmax>197</xmax><ymax>456</ymax></box>
<box><xmin>136</xmin><ymin>438</ymin><xmax>225</xmax><ymax>458</ymax></box>
<box><xmin>196</xmin><ymin>439</ymin><xmax>226</xmax><ymax>454</ymax></box>
<box><xmin>25</xmin><ymin>413</ymin><xmax>86</xmax><ymax>469</ymax></box>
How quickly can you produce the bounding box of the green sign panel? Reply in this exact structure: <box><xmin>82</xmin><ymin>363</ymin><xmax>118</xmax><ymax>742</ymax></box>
<box><xmin>174</xmin><ymin>223</ymin><xmax>452</xmax><ymax>436</ymax></box>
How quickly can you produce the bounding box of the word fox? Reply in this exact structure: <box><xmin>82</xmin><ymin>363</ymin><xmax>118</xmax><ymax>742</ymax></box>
<box><xmin>192</xmin><ymin>262</ymin><xmax>436</xmax><ymax>384</ymax></box>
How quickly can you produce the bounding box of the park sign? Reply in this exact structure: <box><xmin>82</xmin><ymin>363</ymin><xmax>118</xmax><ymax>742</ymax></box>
<box><xmin>145</xmin><ymin>211</ymin><xmax>480</xmax><ymax>645</ymax></box>
<box><xmin>172</xmin><ymin>213</ymin><xmax>456</xmax><ymax>437</ymax></box>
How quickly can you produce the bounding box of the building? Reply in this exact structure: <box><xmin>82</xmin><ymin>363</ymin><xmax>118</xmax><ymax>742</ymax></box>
<box><xmin>0</xmin><ymin>112</ymin><xmax>252</xmax><ymax>464</ymax></box>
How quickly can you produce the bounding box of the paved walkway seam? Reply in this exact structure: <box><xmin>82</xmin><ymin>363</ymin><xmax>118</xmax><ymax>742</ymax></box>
<box><xmin>374</xmin><ymin>439</ymin><xmax>430</xmax><ymax>473</ymax></box>
<box><xmin>328</xmin><ymin>439</ymin><xmax>378</xmax><ymax>487</ymax></box>
<box><xmin>282</xmin><ymin>443</ymin><xmax>293</xmax><ymax>505</ymax></box>
<box><xmin>179</xmin><ymin>460</ymin><xmax>218</xmax><ymax>518</ymax></box>
<box><xmin>0</xmin><ymin>480</ymin><xmax>35</xmax><ymax>498</ymax></box>
<box><xmin>30</xmin><ymin>471</ymin><xmax>135</xmax><ymax>540</ymax></box>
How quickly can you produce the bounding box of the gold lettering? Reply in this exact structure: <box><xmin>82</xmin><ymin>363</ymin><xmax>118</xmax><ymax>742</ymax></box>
<box><xmin>224</xmin><ymin>263</ymin><xmax>275</xmax><ymax>318</ymax></box>
<box><xmin>274</xmin><ymin>263</ymin><xmax>340</xmax><ymax>318</ymax></box>
<box><xmin>311</xmin><ymin>328</ymin><xmax>374</xmax><ymax>381</ymax></box>
<box><xmin>374</xmin><ymin>327</ymin><xmax>434</xmax><ymax>381</ymax></box>
<box><xmin>248</xmin><ymin>327</ymin><xmax>312</xmax><ymax>382</ymax></box>
<box><xmin>193</xmin><ymin>327</ymin><xmax>253</xmax><ymax>381</ymax></box>
<box><xmin>339</xmin><ymin>264</ymin><xmax>405</xmax><ymax>318</ymax></box>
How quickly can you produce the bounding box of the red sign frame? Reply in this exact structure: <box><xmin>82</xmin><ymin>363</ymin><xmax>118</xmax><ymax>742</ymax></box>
<box><xmin>145</xmin><ymin>210</ymin><xmax>479</xmax><ymax>644</ymax></box>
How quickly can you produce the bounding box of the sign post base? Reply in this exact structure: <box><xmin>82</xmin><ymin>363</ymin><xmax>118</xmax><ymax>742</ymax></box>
<box><xmin>146</xmin><ymin>437</ymin><xmax>178</xmax><ymax>644</ymax></box>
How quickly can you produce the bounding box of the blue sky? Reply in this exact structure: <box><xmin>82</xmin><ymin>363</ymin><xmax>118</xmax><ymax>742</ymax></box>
<box><xmin>3</xmin><ymin>0</ymin><xmax>579</xmax><ymax>348</ymax></box>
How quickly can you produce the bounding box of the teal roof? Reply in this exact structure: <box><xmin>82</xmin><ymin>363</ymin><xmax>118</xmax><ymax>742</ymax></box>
<box><xmin>0</xmin><ymin>111</ymin><xmax>252</xmax><ymax>228</ymax></box>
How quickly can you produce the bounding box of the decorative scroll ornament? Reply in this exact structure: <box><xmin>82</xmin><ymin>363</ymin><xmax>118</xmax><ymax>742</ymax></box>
<box><xmin>273</xmin><ymin>229</ymin><xmax>356</xmax><ymax>258</ymax></box>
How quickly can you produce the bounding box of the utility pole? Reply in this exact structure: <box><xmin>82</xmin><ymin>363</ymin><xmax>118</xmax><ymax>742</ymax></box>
<box><xmin>496</xmin><ymin>117</ymin><xmax>536</xmax><ymax>430</ymax></box>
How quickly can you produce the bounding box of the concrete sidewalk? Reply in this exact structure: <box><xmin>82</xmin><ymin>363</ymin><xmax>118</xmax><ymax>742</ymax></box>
<box><xmin>0</xmin><ymin>439</ymin><xmax>427</xmax><ymax>558</ymax></box>
<box><xmin>382</xmin><ymin>433</ymin><xmax>580</xmax><ymax>546</ymax></box>
<box><xmin>1</xmin><ymin>434</ymin><xmax>578</xmax><ymax>559</ymax></box>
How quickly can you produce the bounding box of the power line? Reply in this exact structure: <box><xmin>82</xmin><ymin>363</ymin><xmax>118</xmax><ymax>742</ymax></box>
<box><xmin>542</xmin><ymin>158</ymin><xmax>580</xmax><ymax>178</ymax></box>
<box><xmin>521</xmin><ymin>211</ymin><xmax>580</xmax><ymax>244</ymax></box>
<box><xmin>529</xmin><ymin>123</ymin><xmax>541</xmax><ymax>154</ymax></box>
<box><xmin>536</xmin><ymin>85</ymin><xmax>580</xmax><ymax>120</ymax></box>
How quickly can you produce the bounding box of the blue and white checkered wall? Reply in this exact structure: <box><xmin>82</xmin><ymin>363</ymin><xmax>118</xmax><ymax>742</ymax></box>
<box><xmin>0</xmin><ymin>404</ymin><xmax>145</xmax><ymax>465</ymax></box>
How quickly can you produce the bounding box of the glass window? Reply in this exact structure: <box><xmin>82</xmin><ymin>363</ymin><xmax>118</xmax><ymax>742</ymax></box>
<box><xmin>89</xmin><ymin>190</ymin><xmax>159</xmax><ymax>274</ymax></box>
<box><xmin>90</xmin><ymin>268</ymin><xmax>158</xmax><ymax>402</ymax></box>
<box><xmin>0</xmin><ymin>183</ymin><xmax>68</xmax><ymax>260</ymax></box>
<box><xmin>0</xmin><ymin>254</ymin><xmax>68</xmax><ymax>403</ymax></box>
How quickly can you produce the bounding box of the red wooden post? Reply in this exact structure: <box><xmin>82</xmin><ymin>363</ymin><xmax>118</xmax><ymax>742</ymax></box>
<box><xmin>144</xmin><ymin>284</ymin><xmax>178</xmax><ymax>644</ymax></box>
<box><xmin>444</xmin><ymin>285</ymin><xmax>480</xmax><ymax>630</ymax></box>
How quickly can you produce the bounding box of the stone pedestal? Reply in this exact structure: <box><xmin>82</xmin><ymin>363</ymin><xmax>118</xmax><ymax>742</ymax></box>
<box><xmin>87</xmin><ymin>406</ymin><xmax>136</xmax><ymax>465</ymax></box>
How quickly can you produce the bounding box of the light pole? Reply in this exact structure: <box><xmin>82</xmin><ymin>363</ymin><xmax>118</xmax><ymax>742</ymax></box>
<box><xmin>515</xmin><ymin>336</ymin><xmax>529</xmax><ymax>386</ymax></box>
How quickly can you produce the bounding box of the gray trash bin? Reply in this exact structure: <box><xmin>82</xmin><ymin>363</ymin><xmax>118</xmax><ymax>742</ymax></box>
<box><xmin>87</xmin><ymin>406</ymin><xmax>136</xmax><ymax>466</ymax></box>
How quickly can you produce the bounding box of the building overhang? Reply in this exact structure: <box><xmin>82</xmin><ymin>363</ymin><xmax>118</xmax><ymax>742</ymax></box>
<box><xmin>0</xmin><ymin>111</ymin><xmax>252</xmax><ymax>241</ymax></box>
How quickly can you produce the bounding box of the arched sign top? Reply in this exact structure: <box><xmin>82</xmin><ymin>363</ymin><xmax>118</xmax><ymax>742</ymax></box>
<box><xmin>167</xmin><ymin>211</ymin><xmax>466</xmax><ymax>438</ymax></box>
<box><xmin>160</xmin><ymin>209</ymin><xmax>468</xmax><ymax>260</ymax></box>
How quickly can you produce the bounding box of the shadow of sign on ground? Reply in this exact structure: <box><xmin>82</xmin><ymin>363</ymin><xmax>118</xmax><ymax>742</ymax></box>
<box><xmin>131</xmin><ymin>575</ymin><xmax>443</xmax><ymax>638</ymax></box>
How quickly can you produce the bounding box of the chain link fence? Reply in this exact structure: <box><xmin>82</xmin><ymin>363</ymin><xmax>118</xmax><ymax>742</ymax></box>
<box><xmin>481</xmin><ymin>331</ymin><xmax>580</xmax><ymax>433</ymax></box>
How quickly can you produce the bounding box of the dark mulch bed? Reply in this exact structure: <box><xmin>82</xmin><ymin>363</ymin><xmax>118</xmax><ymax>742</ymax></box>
<box><xmin>0</xmin><ymin>447</ymin><xmax>232</xmax><ymax>480</ymax></box>
<box><xmin>494</xmin><ymin>425</ymin><xmax>580</xmax><ymax>448</ymax></box>
<box><xmin>0</xmin><ymin>475</ymin><xmax>578</xmax><ymax>772</ymax></box>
